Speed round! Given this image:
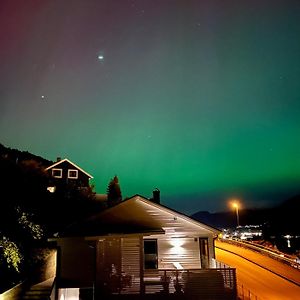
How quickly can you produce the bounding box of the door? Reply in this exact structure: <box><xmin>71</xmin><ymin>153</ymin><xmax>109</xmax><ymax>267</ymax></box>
<box><xmin>96</xmin><ymin>238</ymin><xmax>121</xmax><ymax>293</ymax></box>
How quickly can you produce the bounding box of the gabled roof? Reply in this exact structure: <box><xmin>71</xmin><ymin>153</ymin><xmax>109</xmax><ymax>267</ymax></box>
<box><xmin>45</xmin><ymin>158</ymin><xmax>93</xmax><ymax>179</ymax></box>
<box><xmin>57</xmin><ymin>195</ymin><xmax>220</xmax><ymax>238</ymax></box>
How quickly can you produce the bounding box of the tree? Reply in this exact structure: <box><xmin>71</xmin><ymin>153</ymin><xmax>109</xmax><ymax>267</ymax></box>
<box><xmin>0</xmin><ymin>144</ymin><xmax>99</xmax><ymax>292</ymax></box>
<box><xmin>107</xmin><ymin>176</ymin><xmax>122</xmax><ymax>207</ymax></box>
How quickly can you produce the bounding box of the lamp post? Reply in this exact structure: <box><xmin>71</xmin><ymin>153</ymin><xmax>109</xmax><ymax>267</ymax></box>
<box><xmin>232</xmin><ymin>202</ymin><xmax>240</xmax><ymax>227</ymax></box>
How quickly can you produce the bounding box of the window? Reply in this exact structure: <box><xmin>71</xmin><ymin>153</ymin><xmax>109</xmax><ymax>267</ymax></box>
<box><xmin>144</xmin><ymin>239</ymin><xmax>158</xmax><ymax>269</ymax></box>
<box><xmin>52</xmin><ymin>168</ymin><xmax>62</xmax><ymax>178</ymax></box>
<box><xmin>68</xmin><ymin>169</ymin><xmax>78</xmax><ymax>179</ymax></box>
<box><xmin>199</xmin><ymin>238</ymin><xmax>209</xmax><ymax>268</ymax></box>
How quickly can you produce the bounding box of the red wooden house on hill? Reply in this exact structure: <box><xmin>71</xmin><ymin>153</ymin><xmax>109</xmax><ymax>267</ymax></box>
<box><xmin>45</xmin><ymin>158</ymin><xmax>93</xmax><ymax>191</ymax></box>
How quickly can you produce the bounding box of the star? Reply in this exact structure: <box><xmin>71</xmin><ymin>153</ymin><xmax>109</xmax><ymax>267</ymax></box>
<box><xmin>98</xmin><ymin>54</ymin><xmax>104</xmax><ymax>61</ymax></box>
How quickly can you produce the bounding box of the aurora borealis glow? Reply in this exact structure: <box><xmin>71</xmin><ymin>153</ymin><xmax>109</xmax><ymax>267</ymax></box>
<box><xmin>1</xmin><ymin>1</ymin><xmax>300</xmax><ymax>214</ymax></box>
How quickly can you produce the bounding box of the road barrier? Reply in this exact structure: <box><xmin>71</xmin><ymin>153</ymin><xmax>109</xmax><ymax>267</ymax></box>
<box><xmin>217</xmin><ymin>239</ymin><xmax>300</xmax><ymax>288</ymax></box>
<box><xmin>220</xmin><ymin>238</ymin><xmax>300</xmax><ymax>270</ymax></box>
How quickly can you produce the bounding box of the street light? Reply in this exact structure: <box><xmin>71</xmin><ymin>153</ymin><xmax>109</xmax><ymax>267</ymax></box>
<box><xmin>232</xmin><ymin>201</ymin><xmax>240</xmax><ymax>227</ymax></box>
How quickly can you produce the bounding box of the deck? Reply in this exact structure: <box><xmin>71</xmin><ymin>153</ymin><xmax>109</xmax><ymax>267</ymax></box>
<box><xmin>76</xmin><ymin>268</ymin><xmax>237</xmax><ymax>300</ymax></box>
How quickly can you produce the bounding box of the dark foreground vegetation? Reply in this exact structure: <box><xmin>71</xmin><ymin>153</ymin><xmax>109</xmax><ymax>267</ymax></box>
<box><xmin>0</xmin><ymin>143</ymin><xmax>101</xmax><ymax>293</ymax></box>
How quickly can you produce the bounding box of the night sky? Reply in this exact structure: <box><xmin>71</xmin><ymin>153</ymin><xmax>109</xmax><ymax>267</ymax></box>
<box><xmin>1</xmin><ymin>0</ymin><xmax>300</xmax><ymax>214</ymax></box>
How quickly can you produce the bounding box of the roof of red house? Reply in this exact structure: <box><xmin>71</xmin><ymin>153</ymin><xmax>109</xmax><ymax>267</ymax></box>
<box><xmin>45</xmin><ymin>158</ymin><xmax>93</xmax><ymax>178</ymax></box>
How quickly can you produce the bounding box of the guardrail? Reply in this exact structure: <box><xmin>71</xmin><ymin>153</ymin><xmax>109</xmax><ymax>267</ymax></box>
<box><xmin>221</xmin><ymin>238</ymin><xmax>300</xmax><ymax>270</ymax></box>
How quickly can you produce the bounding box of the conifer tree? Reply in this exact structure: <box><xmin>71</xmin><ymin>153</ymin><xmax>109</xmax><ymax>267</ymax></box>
<box><xmin>107</xmin><ymin>175</ymin><xmax>122</xmax><ymax>207</ymax></box>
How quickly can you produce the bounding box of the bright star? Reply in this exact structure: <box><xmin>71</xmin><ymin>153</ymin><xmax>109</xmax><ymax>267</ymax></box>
<box><xmin>98</xmin><ymin>55</ymin><xmax>104</xmax><ymax>61</ymax></box>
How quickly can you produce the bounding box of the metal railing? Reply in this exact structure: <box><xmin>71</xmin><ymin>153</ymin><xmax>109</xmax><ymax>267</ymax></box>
<box><xmin>212</xmin><ymin>257</ymin><xmax>232</xmax><ymax>269</ymax></box>
<box><xmin>94</xmin><ymin>268</ymin><xmax>237</xmax><ymax>299</ymax></box>
<box><xmin>237</xmin><ymin>283</ymin><xmax>266</xmax><ymax>300</ymax></box>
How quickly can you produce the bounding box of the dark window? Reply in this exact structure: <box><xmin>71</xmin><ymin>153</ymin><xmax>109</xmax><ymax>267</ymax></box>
<box><xmin>144</xmin><ymin>239</ymin><xmax>158</xmax><ymax>269</ymax></box>
<box><xmin>52</xmin><ymin>168</ymin><xmax>62</xmax><ymax>178</ymax></box>
<box><xmin>68</xmin><ymin>169</ymin><xmax>78</xmax><ymax>179</ymax></box>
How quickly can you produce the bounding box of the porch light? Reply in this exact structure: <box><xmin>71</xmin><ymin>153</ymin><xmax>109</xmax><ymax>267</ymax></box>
<box><xmin>47</xmin><ymin>186</ymin><xmax>56</xmax><ymax>193</ymax></box>
<box><xmin>170</xmin><ymin>238</ymin><xmax>185</xmax><ymax>254</ymax></box>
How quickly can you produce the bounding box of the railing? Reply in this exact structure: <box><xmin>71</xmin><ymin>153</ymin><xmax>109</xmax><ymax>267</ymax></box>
<box><xmin>212</xmin><ymin>257</ymin><xmax>232</xmax><ymax>269</ymax></box>
<box><xmin>237</xmin><ymin>283</ymin><xmax>266</xmax><ymax>300</ymax></box>
<box><xmin>95</xmin><ymin>268</ymin><xmax>237</xmax><ymax>299</ymax></box>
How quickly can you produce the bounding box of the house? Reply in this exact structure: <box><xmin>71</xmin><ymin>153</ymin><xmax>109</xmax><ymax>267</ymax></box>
<box><xmin>49</xmin><ymin>193</ymin><xmax>237</xmax><ymax>300</ymax></box>
<box><xmin>45</xmin><ymin>158</ymin><xmax>93</xmax><ymax>191</ymax></box>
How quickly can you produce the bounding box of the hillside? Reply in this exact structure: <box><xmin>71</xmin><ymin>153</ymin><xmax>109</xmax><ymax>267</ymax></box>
<box><xmin>0</xmin><ymin>143</ymin><xmax>53</xmax><ymax>167</ymax></box>
<box><xmin>0</xmin><ymin>143</ymin><xmax>98</xmax><ymax>292</ymax></box>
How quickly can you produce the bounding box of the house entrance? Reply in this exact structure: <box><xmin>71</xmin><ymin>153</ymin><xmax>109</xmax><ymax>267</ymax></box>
<box><xmin>96</xmin><ymin>237</ymin><xmax>141</xmax><ymax>295</ymax></box>
<box><xmin>96</xmin><ymin>238</ymin><xmax>121</xmax><ymax>293</ymax></box>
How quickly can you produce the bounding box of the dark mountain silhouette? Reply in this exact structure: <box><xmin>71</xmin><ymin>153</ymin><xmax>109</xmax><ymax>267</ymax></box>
<box><xmin>269</xmin><ymin>194</ymin><xmax>300</xmax><ymax>235</ymax></box>
<box><xmin>191</xmin><ymin>196</ymin><xmax>300</xmax><ymax>236</ymax></box>
<box><xmin>0</xmin><ymin>143</ymin><xmax>53</xmax><ymax>167</ymax></box>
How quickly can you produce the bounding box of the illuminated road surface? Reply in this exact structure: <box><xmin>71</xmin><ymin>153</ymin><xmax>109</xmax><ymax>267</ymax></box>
<box><xmin>215</xmin><ymin>240</ymin><xmax>300</xmax><ymax>300</ymax></box>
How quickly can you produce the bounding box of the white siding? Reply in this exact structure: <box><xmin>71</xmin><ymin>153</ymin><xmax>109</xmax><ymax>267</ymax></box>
<box><xmin>148</xmin><ymin>236</ymin><xmax>201</xmax><ymax>269</ymax></box>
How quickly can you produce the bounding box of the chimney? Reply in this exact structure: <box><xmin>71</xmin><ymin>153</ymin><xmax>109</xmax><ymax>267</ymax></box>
<box><xmin>152</xmin><ymin>188</ymin><xmax>160</xmax><ymax>204</ymax></box>
<box><xmin>56</xmin><ymin>157</ymin><xmax>61</xmax><ymax>162</ymax></box>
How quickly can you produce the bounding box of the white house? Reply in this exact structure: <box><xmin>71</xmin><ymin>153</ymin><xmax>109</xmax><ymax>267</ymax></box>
<box><xmin>50</xmin><ymin>194</ymin><xmax>236</xmax><ymax>299</ymax></box>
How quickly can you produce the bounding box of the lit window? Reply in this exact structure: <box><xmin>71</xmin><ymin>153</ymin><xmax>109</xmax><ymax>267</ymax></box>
<box><xmin>144</xmin><ymin>239</ymin><xmax>158</xmax><ymax>269</ymax></box>
<box><xmin>52</xmin><ymin>168</ymin><xmax>62</xmax><ymax>178</ymax></box>
<box><xmin>47</xmin><ymin>186</ymin><xmax>56</xmax><ymax>193</ymax></box>
<box><xmin>68</xmin><ymin>169</ymin><xmax>78</xmax><ymax>179</ymax></box>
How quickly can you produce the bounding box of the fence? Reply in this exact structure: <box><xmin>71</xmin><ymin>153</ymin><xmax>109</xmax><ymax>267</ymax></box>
<box><xmin>91</xmin><ymin>268</ymin><xmax>237</xmax><ymax>299</ymax></box>
<box><xmin>237</xmin><ymin>283</ymin><xmax>265</xmax><ymax>300</ymax></box>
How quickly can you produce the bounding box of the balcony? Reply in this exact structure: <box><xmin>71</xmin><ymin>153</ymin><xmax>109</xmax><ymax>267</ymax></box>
<box><xmin>66</xmin><ymin>267</ymin><xmax>237</xmax><ymax>300</ymax></box>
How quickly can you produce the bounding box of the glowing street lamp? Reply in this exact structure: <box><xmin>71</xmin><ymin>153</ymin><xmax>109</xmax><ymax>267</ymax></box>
<box><xmin>232</xmin><ymin>201</ymin><xmax>240</xmax><ymax>227</ymax></box>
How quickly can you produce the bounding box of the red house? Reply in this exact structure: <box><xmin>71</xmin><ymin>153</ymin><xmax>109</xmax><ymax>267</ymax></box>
<box><xmin>45</xmin><ymin>158</ymin><xmax>93</xmax><ymax>191</ymax></box>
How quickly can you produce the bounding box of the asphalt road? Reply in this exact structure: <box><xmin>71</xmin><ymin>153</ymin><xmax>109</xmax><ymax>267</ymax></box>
<box><xmin>215</xmin><ymin>239</ymin><xmax>300</xmax><ymax>300</ymax></box>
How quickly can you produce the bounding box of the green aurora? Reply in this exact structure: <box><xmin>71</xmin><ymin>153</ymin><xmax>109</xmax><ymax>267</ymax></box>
<box><xmin>0</xmin><ymin>0</ymin><xmax>300</xmax><ymax>213</ymax></box>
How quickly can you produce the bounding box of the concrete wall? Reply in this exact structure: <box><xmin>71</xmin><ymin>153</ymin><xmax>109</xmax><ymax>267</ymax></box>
<box><xmin>0</xmin><ymin>281</ymin><xmax>28</xmax><ymax>300</ymax></box>
<box><xmin>0</xmin><ymin>248</ymin><xmax>57</xmax><ymax>300</ymax></box>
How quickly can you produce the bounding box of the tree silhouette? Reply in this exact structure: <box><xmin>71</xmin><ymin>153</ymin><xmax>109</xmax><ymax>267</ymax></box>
<box><xmin>107</xmin><ymin>176</ymin><xmax>122</xmax><ymax>207</ymax></box>
<box><xmin>0</xmin><ymin>144</ymin><xmax>100</xmax><ymax>291</ymax></box>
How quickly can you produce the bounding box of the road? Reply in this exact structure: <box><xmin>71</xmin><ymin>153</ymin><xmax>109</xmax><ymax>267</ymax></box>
<box><xmin>215</xmin><ymin>239</ymin><xmax>300</xmax><ymax>300</ymax></box>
